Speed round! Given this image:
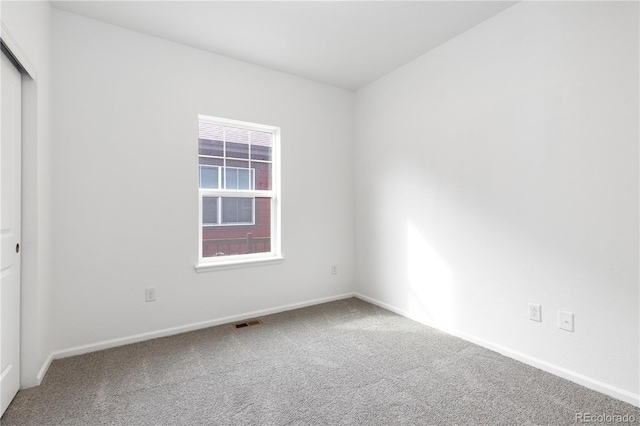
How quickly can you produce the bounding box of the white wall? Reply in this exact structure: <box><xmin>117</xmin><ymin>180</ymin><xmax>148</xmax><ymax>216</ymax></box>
<box><xmin>355</xmin><ymin>1</ymin><xmax>639</xmax><ymax>405</ymax></box>
<box><xmin>52</xmin><ymin>10</ymin><xmax>355</xmax><ymax>352</ymax></box>
<box><xmin>15</xmin><ymin>0</ymin><xmax>639</xmax><ymax>408</ymax></box>
<box><xmin>1</xmin><ymin>1</ymin><xmax>54</xmax><ymax>388</ymax></box>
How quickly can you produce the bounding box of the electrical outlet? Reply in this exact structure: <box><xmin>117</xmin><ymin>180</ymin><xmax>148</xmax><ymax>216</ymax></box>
<box><xmin>331</xmin><ymin>265</ymin><xmax>338</xmax><ymax>275</ymax></box>
<box><xmin>558</xmin><ymin>311</ymin><xmax>574</xmax><ymax>332</ymax></box>
<box><xmin>145</xmin><ymin>288</ymin><xmax>156</xmax><ymax>302</ymax></box>
<box><xmin>528</xmin><ymin>303</ymin><xmax>541</xmax><ymax>322</ymax></box>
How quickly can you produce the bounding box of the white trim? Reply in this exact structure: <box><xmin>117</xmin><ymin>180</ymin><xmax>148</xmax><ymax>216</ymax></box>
<box><xmin>354</xmin><ymin>293</ymin><xmax>640</xmax><ymax>408</ymax></box>
<box><xmin>272</xmin><ymin>129</ymin><xmax>281</xmax><ymax>258</ymax></box>
<box><xmin>196</xmin><ymin>254</ymin><xmax>284</xmax><ymax>272</ymax></box>
<box><xmin>0</xmin><ymin>21</ymin><xmax>37</xmax><ymax>79</ymax></box>
<box><xmin>51</xmin><ymin>292</ymin><xmax>355</xmax><ymax>360</ymax></box>
<box><xmin>198</xmin><ymin>114</ymin><xmax>278</xmax><ymax>134</ymax></box>
<box><xmin>0</xmin><ymin>365</ymin><xmax>12</xmax><ymax>382</ymax></box>
<box><xmin>199</xmin><ymin>155</ymin><xmax>272</xmax><ymax>165</ymax></box>
<box><xmin>35</xmin><ymin>353</ymin><xmax>54</xmax><ymax>386</ymax></box>
<box><xmin>200</xmin><ymin>189</ymin><xmax>272</xmax><ymax>198</ymax></box>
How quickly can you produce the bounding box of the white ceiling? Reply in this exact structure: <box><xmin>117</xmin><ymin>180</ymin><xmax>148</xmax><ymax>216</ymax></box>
<box><xmin>50</xmin><ymin>1</ymin><xmax>517</xmax><ymax>91</ymax></box>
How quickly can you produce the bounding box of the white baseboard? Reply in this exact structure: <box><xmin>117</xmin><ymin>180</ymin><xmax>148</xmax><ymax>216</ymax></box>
<box><xmin>21</xmin><ymin>353</ymin><xmax>55</xmax><ymax>390</ymax></box>
<box><xmin>51</xmin><ymin>292</ymin><xmax>356</xmax><ymax>360</ymax></box>
<box><xmin>354</xmin><ymin>292</ymin><xmax>640</xmax><ymax>408</ymax></box>
<box><xmin>36</xmin><ymin>353</ymin><xmax>54</xmax><ymax>385</ymax></box>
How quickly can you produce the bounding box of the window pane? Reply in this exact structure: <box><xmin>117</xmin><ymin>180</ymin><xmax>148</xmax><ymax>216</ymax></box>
<box><xmin>202</xmin><ymin>197</ymin><xmax>218</xmax><ymax>225</ymax></box>
<box><xmin>199</xmin><ymin>139</ymin><xmax>223</xmax><ymax>157</ymax></box>
<box><xmin>226</xmin><ymin>142</ymin><xmax>249</xmax><ymax>159</ymax></box>
<box><xmin>199</xmin><ymin>166</ymin><xmax>218</xmax><ymax>189</ymax></box>
<box><xmin>225</xmin><ymin>127</ymin><xmax>250</xmax><ymax>144</ymax></box>
<box><xmin>201</xmin><ymin>196</ymin><xmax>272</xmax><ymax>258</ymax></box>
<box><xmin>237</xmin><ymin>168</ymin><xmax>252</xmax><ymax>190</ymax></box>
<box><xmin>199</xmin><ymin>122</ymin><xmax>224</xmax><ymax>141</ymax></box>
<box><xmin>252</xmin><ymin>197</ymin><xmax>271</xmax><ymax>254</ymax></box>
<box><xmin>224</xmin><ymin>167</ymin><xmax>253</xmax><ymax>190</ymax></box>
<box><xmin>250</xmin><ymin>131</ymin><xmax>273</xmax><ymax>161</ymax></box>
<box><xmin>227</xmin><ymin>159</ymin><xmax>249</xmax><ymax>168</ymax></box>
<box><xmin>225</xmin><ymin>168</ymin><xmax>238</xmax><ymax>189</ymax></box>
<box><xmin>253</xmin><ymin>162</ymin><xmax>272</xmax><ymax>190</ymax></box>
<box><xmin>199</xmin><ymin>157</ymin><xmax>223</xmax><ymax>166</ymax></box>
<box><xmin>222</xmin><ymin>197</ymin><xmax>253</xmax><ymax>224</ymax></box>
<box><xmin>251</xmin><ymin>145</ymin><xmax>271</xmax><ymax>161</ymax></box>
<box><xmin>238</xmin><ymin>198</ymin><xmax>253</xmax><ymax>223</ymax></box>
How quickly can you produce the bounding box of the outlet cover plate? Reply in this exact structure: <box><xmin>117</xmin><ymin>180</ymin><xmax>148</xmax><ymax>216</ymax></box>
<box><xmin>145</xmin><ymin>288</ymin><xmax>156</xmax><ymax>302</ymax></box>
<box><xmin>528</xmin><ymin>303</ymin><xmax>541</xmax><ymax>322</ymax></box>
<box><xmin>558</xmin><ymin>311</ymin><xmax>574</xmax><ymax>332</ymax></box>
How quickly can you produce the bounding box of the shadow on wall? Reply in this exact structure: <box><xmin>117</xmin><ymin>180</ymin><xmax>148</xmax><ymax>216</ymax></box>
<box><xmin>405</xmin><ymin>220</ymin><xmax>455</xmax><ymax>332</ymax></box>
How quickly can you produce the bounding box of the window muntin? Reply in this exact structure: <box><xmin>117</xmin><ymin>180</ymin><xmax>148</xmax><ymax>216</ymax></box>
<box><xmin>198</xmin><ymin>115</ymin><xmax>280</xmax><ymax>266</ymax></box>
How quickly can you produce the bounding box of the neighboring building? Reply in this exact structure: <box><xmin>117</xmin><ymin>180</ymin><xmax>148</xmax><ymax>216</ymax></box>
<box><xmin>198</xmin><ymin>121</ymin><xmax>273</xmax><ymax>257</ymax></box>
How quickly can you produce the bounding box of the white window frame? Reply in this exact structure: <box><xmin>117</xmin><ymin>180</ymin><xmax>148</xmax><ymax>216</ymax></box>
<box><xmin>196</xmin><ymin>114</ymin><xmax>282</xmax><ymax>271</ymax></box>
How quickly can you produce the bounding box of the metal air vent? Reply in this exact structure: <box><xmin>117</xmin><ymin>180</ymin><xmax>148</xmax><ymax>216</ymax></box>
<box><xmin>234</xmin><ymin>319</ymin><xmax>262</xmax><ymax>329</ymax></box>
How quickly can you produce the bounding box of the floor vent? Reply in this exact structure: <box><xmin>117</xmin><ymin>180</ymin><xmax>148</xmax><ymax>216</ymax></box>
<box><xmin>234</xmin><ymin>319</ymin><xmax>262</xmax><ymax>329</ymax></box>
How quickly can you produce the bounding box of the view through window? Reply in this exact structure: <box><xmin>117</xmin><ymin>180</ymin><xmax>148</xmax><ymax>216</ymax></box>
<box><xmin>198</xmin><ymin>115</ymin><xmax>280</xmax><ymax>265</ymax></box>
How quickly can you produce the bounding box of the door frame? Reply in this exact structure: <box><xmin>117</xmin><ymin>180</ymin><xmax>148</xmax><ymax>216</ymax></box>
<box><xmin>0</xmin><ymin>23</ymin><xmax>36</xmax><ymax>80</ymax></box>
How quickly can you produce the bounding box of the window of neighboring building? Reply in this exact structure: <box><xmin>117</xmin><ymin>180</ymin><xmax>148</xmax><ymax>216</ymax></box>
<box><xmin>197</xmin><ymin>115</ymin><xmax>281</xmax><ymax>269</ymax></box>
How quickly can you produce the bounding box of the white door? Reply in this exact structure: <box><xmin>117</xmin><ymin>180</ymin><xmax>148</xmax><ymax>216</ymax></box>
<box><xmin>0</xmin><ymin>51</ymin><xmax>22</xmax><ymax>417</ymax></box>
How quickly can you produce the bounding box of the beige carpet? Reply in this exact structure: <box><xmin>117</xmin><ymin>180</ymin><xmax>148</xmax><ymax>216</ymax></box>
<box><xmin>2</xmin><ymin>298</ymin><xmax>638</xmax><ymax>425</ymax></box>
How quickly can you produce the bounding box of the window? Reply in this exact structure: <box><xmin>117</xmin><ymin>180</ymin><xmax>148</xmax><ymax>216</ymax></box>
<box><xmin>197</xmin><ymin>115</ymin><xmax>281</xmax><ymax>269</ymax></box>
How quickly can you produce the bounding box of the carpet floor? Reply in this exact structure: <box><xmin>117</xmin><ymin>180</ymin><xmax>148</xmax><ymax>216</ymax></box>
<box><xmin>2</xmin><ymin>298</ymin><xmax>638</xmax><ymax>425</ymax></box>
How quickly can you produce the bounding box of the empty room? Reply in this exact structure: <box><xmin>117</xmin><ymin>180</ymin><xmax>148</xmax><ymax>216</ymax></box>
<box><xmin>0</xmin><ymin>0</ymin><xmax>638</xmax><ymax>424</ymax></box>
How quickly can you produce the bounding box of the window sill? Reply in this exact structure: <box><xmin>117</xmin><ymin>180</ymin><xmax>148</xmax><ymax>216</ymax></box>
<box><xmin>195</xmin><ymin>255</ymin><xmax>284</xmax><ymax>273</ymax></box>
